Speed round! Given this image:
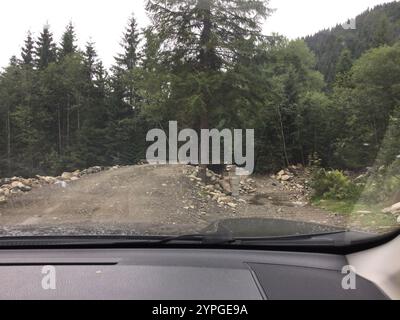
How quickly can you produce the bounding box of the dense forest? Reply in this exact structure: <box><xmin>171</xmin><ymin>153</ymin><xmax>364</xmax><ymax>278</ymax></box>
<box><xmin>305</xmin><ymin>1</ymin><xmax>400</xmax><ymax>85</ymax></box>
<box><xmin>1</xmin><ymin>0</ymin><xmax>400</xmax><ymax>187</ymax></box>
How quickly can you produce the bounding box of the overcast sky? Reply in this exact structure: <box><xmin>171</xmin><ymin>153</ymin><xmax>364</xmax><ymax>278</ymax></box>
<box><xmin>0</xmin><ymin>0</ymin><xmax>395</xmax><ymax>69</ymax></box>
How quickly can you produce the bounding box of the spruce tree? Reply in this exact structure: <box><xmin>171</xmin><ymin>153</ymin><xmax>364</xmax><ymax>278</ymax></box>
<box><xmin>35</xmin><ymin>24</ymin><xmax>57</xmax><ymax>69</ymax></box>
<box><xmin>114</xmin><ymin>15</ymin><xmax>141</xmax><ymax>71</ymax></box>
<box><xmin>21</xmin><ymin>31</ymin><xmax>35</xmax><ymax>66</ymax></box>
<box><xmin>111</xmin><ymin>14</ymin><xmax>142</xmax><ymax>110</ymax></box>
<box><xmin>84</xmin><ymin>41</ymin><xmax>98</xmax><ymax>80</ymax></box>
<box><xmin>146</xmin><ymin>0</ymin><xmax>271</xmax><ymax>70</ymax></box>
<box><xmin>60</xmin><ymin>22</ymin><xmax>77</xmax><ymax>58</ymax></box>
<box><xmin>145</xmin><ymin>0</ymin><xmax>271</xmax><ymax>178</ymax></box>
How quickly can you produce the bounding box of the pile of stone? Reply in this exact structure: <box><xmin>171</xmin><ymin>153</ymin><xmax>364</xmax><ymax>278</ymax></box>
<box><xmin>271</xmin><ymin>165</ymin><xmax>313</xmax><ymax>201</ymax></box>
<box><xmin>0</xmin><ymin>177</ymin><xmax>38</xmax><ymax>204</ymax></box>
<box><xmin>274</xmin><ymin>169</ymin><xmax>293</xmax><ymax>182</ymax></box>
<box><xmin>186</xmin><ymin>165</ymin><xmax>256</xmax><ymax>210</ymax></box>
<box><xmin>0</xmin><ymin>166</ymin><xmax>113</xmax><ymax>205</ymax></box>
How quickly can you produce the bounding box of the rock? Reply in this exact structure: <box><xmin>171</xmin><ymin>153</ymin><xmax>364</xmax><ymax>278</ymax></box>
<box><xmin>0</xmin><ymin>196</ymin><xmax>6</xmax><ymax>204</ymax></box>
<box><xmin>11</xmin><ymin>188</ymin><xmax>22</xmax><ymax>194</ymax></box>
<box><xmin>217</xmin><ymin>196</ymin><xmax>231</xmax><ymax>204</ymax></box>
<box><xmin>0</xmin><ymin>178</ymin><xmax>11</xmax><ymax>187</ymax></box>
<box><xmin>189</xmin><ymin>174</ymin><xmax>201</xmax><ymax>182</ymax></box>
<box><xmin>61</xmin><ymin>172</ymin><xmax>73</xmax><ymax>180</ymax></box>
<box><xmin>11</xmin><ymin>181</ymin><xmax>25</xmax><ymax>189</ymax></box>
<box><xmin>277</xmin><ymin>170</ymin><xmax>285</xmax><ymax>177</ymax></box>
<box><xmin>382</xmin><ymin>203</ymin><xmax>400</xmax><ymax>214</ymax></box>
<box><xmin>292</xmin><ymin>201</ymin><xmax>307</xmax><ymax>207</ymax></box>
<box><xmin>86</xmin><ymin>166</ymin><xmax>102</xmax><ymax>175</ymax></box>
<box><xmin>72</xmin><ymin>170</ymin><xmax>81</xmax><ymax>177</ymax></box>
<box><xmin>19</xmin><ymin>185</ymin><xmax>32</xmax><ymax>192</ymax></box>
<box><xmin>227</xmin><ymin>202</ymin><xmax>237</xmax><ymax>209</ymax></box>
<box><xmin>219</xmin><ymin>180</ymin><xmax>232</xmax><ymax>195</ymax></box>
<box><xmin>280</xmin><ymin>175</ymin><xmax>291</xmax><ymax>181</ymax></box>
<box><xmin>70</xmin><ymin>177</ymin><xmax>80</xmax><ymax>181</ymax></box>
<box><xmin>36</xmin><ymin>175</ymin><xmax>57</xmax><ymax>184</ymax></box>
<box><xmin>397</xmin><ymin>216</ymin><xmax>400</xmax><ymax>224</ymax></box>
<box><xmin>55</xmin><ymin>180</ymin><xmax>68</xmax><ymax>188</ymax></box>
<box><xmin>20</xmin><ymin>178</ymin><xmax>32</xmax><ymax>186</ymax></box>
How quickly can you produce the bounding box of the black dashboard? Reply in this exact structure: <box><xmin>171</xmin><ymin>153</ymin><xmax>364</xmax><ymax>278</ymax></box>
<box><xmin>0</xmin><ymin>248</ymin><xmax>388</xmax><ymax>300</ymax></box>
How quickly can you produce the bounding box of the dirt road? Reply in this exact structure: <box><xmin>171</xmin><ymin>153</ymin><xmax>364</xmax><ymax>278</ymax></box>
<box><xmin>0</xmin><ymin>165</ymin><xmax>354</xmax><ymax>235</ymax></box>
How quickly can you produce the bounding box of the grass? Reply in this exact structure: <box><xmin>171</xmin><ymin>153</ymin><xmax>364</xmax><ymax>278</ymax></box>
<box><xmin>312</xmin><ymin>198</ymin><xmax>397</xmax><ymax>231</ymax></box>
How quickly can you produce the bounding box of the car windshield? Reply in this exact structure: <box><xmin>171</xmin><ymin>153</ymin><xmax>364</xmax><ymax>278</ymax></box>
<box><xmin>0</xmin><ymin>0</ymin><xmax>400</xmax><ymax>239</ymax></box>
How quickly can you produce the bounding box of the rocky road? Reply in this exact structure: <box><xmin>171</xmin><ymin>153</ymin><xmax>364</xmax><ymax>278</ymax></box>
<box><xmin>0</xmin><ymin>164</ymin><xmax>355</xmax><ymax>235</ymax></box>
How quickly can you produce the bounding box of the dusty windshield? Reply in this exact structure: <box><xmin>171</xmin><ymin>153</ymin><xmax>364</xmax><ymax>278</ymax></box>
<box><xmin>0</xmin><ymin>0</ymin><xmax>400</xmax><ymax>238</ymax></box>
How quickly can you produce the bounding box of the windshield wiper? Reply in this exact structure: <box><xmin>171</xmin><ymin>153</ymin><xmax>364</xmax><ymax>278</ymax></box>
<box><xmin>156</xmin><ymin>233</ymin><xmax>238</xmax><ymax>245</ymax></box>
<box><xmin>155</xmin><ymin>230</ymin><xmax>349</xmax><ymax>245</ymax></box>
<box><xmin>0</xmin><ymin>230</ymin><xmax>349</xmax><ymax>248</ymax></box>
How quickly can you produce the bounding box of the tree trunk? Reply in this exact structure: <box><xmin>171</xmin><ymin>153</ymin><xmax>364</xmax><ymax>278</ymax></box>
<box><xmin>77</xmin><ymin>99</ymin><xmax>80</xmax><ymax>132</ymax></box>
<box><xmin>277</xmin><ymin>105</ymin><xmax>290</xmax><ymax>167</ymax></box>
<box><xmin>197</xmin><ymin>0</ymin><xmax>213</xmax><ymax>182</ymax></box>
<box><xmin>67</xmin><ymin>95</ymin><xmax>70</xmax><ymax>148</ymax></box>
<box><xmin>6</xmin><ymin>107</ymin><xmax>11</xmax><ymax>175</ymax></box>
<box><xmin>198</xmin><ymin>113</ymin><xmax>209</xmax><ymax>181</ymax></box>
<box><xmin>58</xmin><ymin>105</ymin><xmax>62</xmax><ymax>156</ymax></box>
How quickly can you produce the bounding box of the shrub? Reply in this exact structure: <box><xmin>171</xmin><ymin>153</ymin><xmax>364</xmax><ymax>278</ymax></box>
<box><xmin>311</xmin><ymin>169</ymin><xmax>361</xmax><ymax>200</ymax></box>
<box><xmin>361</xmin><ymin>159</ymin><xmax>400</xmax><ymax>203</ymax></box>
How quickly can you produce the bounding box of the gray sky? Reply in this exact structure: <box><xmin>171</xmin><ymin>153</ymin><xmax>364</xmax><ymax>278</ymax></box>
<box><xmin>0</xmin><ymin>0</ymin><xmax>395</xmax><ymax>69</ymax></box>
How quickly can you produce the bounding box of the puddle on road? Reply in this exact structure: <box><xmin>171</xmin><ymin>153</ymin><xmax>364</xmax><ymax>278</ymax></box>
<box><xmin>249</xmin><ymin>193</ymin><xmax>296</xmax><ymax>207</ymax></box>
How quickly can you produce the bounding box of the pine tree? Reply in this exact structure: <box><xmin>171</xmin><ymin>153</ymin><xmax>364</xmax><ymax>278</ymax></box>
<box><xmin>83</xmin><ymin>41</ymin><xmax>98</xmax><ymax>80</ymax></box>
<box><xmin>145</xmin><ymin>0</ymin><xmax>271</xmax><ymax>178</ymax></box>
<box><xmin>59</xmin><ymin>22</ymin><xmax>77</xmax><ymax>58</ymax></box>
<box><xmin>111</xmin><ymin>14</ymin><xmax>142</xmax><ymax>110</ymax></box>
<box><xmin>35</xmin><ymin>24</ymin><xmax>57</xmax><ymax>69</ymax></box>
<box><xmin>145</xmin><ymin>0</ymin><xmax>272</xmax><ymax>127</ymax></box>
<box><xmin>21</xmin><ymin>31</ymin><xmax>35</xmax><ymax>66</ymax></box>
<box><xmin>146</xmin><ymin>0</ymin><xmax>271</xmax><ymax>69</ymax></box>
<box><xmin>114</xmin><ymin>15</ymin><xmax>141</xmax><ymax>71</ymax></box>
<box><xmin>336</xmin><ymin>49</ymin><xmax>353</xmax><ymax>75</ymax></box>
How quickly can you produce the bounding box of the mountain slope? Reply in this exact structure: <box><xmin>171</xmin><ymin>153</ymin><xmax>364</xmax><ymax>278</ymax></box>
<box><xmin>304</xmin><ymin>1</ymin><xmax>400</xmax><ymax>84</ymax></box>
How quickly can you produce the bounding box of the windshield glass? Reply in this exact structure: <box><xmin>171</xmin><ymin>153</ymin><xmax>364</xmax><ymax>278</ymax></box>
<box><xmin>0</xmin><ymin>0</ymin><xmax>400</xmax><ymax>239</ymax></box>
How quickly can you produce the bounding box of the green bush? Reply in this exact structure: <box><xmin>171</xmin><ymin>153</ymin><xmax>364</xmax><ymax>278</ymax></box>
<box><xmin>311</xmin><ymin>169</ymin><xmax>361</xmax><ymax>200</ymax></box>
<box><xmin>361</xmin><ymin>159</ymin><xmax>400</xmax><ymax>203</ymax></box>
